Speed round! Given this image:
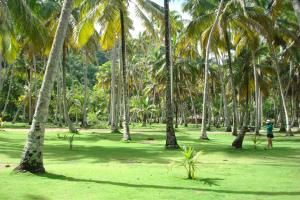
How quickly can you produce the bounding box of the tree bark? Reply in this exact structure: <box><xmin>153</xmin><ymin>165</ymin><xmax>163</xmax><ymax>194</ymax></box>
<box><xmin>220</xmin><ymin>68</ymin><xmax>231</xmax><ymax>131</ymax></box>
<box><xmin>28</xmin><ymin>62</ymin><xmax>33</xmax><ymax>125</ymax></box>
<box><xmin>110</xmin><ymin>42</ymin><xmax>119</xmax><ymax>132</ymax></box>
<box><xmin>14</xmin><ymin>0</ymin><xmax>73</xmax><ymax>173</ymax></box>
<box><xmin>252</xmin><ymin>51</ymin><xmax>260</xmax><ymax>135</ymax></box>
<box><xmin>1</xmin><ymin>65</ymin><xmax>13</xmax><ymax>117</ymax></box>
<box><xmin>225</xmin><ymin>28</ymin><xmax>238</xmax><ymax>136</ymax></box>
<box><xmin>271</xmin><ymin>49</ymin><xmax>292</xmax><ymax>135</ymax></box>
<box><xmin>164</xmin><ymin>0</ymin><xmax>178</xmax><ymax>149</ymax></box>
<box><xmin>120</xmin><ymin>9</ymin><xmax>131</xmax><ymax>141</ymax></box>
<box><xmin>81</xmin><ymin>51</ymin><xmax>88</xmax><ymax>128</ymax></box>
<box><xmin>201</xmin><ymin>0</ymin><xmax>224</xmax><ymax>140</ymax></box>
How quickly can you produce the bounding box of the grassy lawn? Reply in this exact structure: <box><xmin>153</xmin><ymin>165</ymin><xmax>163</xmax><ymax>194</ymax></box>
<box><xmin>0</xmin><ymin>125</ymin><xmax>299</xmax><ymax>200</ymax></box>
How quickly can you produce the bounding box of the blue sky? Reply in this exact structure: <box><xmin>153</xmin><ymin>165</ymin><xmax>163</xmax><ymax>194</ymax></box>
<box><xmin>130</xmin><ymin>0</ymin><xmax>190</xmax><ymax>37</ymax></box>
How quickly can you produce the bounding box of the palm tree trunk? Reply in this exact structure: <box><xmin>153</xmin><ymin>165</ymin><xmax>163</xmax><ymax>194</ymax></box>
<box><xmin>62</xmin><ymin>45</ymin><xmax>77</xmax><ymax>133</ymax></box>
<box><xmin>252</xmin><ymin>52</ymin><xmax>260</xmax><ymax>135</ymax></box>
<box><xmin>81</xmin><ymin>51</ymin><xmax>88</xmax><ymax>128</ymax></box>
<box><xmin>232</xmin><ymin>67</ymin><xmax>250</xmax><ymax>149</ymax></box>
<box><xmin>164</xmin><ymin>0</ymin><xmax>178</xmax><ymax>148</ymax></box>
<box><xmin>120</xmin><ymin>9</ymin><xmax>131</xmax><ymax>141</ymax></box>
<box><xmin>14</xmin><ymin>0</ymin><xmax>73</xmax><ymax>173</ymax></box>
<box><xmin>28</xmin><ymin>64</ymin><xmax>33</xmax><ymax>125</ymax></box>
<box><xmin>225</xmin><ymin>30</ymin><xmax>238</xmax><ymax>136</ymax></box>
<box><xmin>1</xmin><ymin>65</ymin><xmax>13</xmax><ymax>117</ymax></box>
<box><xmin>220</xmin><ymin>68</ymin><xmax>231</xmax><ymax>131</ymax></box>
<box><xmin>292</xmin><ymin>0</ymin><xmax>300</xmax><ymax>26</ymax></box>
<box><xmin>111</xmin><ymin>42</ymin><xmax>119</xmax><ymax>132</ymax></box>
<box><xmin>271</xmin><ymin>49</ymin><xmax>292</xmax><ymax>135</ymax></box>
<box><xmin>12</xmin><ymin>101</ymin><xmax>24</xmax><ymax>124</ymax></box>
<box><xmin>201</xmin><ymin>0</ymin><xmax>224</xmax><ymax>140</ymax></box>
<box><xmin>188</xmin><ymin>87</ymin><xmax>197</xmax><ymax>126</ymax></box>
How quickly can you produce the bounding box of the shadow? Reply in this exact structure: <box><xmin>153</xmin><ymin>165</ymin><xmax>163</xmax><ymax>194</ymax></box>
<box><xmin>196</xmin><ymin>178</ymin><xmax>224</xmax><ymax>186</ymax></box>
<box><xmin>1</xmin><ymin>130</ymin><xmax>300</xmax><ymax>165</ymax></box>
<box><xmin>24</xmin><ymin>194</ymin><xmax>50</xmax><ymax>200</ymax></box>
<box><xmin>36</xmin><ymin>172</ymin><xmax>300</xmax><ymax>196</ymax></box>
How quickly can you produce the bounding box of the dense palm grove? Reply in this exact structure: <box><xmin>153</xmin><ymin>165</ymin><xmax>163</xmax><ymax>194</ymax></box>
<box><xmin>0</xmin><ymin>0</ymin><xmax>299</xmax><ymax>172</ymax></box>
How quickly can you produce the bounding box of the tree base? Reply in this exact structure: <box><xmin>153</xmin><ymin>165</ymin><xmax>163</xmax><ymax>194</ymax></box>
<box><xmin>279</xmin><ymin>127</ymin><xmax>286</xmax><ymax>132</ymax></box>
<box><xmin>165</xmin><ymin>144</ymin><xmax>179</xmax><ymax>149</ymax></box>
<box><xmin>200</xmin><ymin>136</ymin><xmax>210</xmax><ymax>140</ymax></box>
<box><xmin>14</xmin><ymin>163</ymin><xmax>45</xmax><ymax>174</ymax></box>
<box><xmin>232</xmin><ymin>127</ymin><xmax>246</xmax><ymax>149</ymax></box>
<box><xmin>111</xmin><ymin>129</ymin><xmax>121</xmax><ymax>134</ymax></box>
<box><xmin>285</xmin><ymin>132</ymin><xmax>294</xmax><ymax>136</ymax></box>
<box><xmin>225</xmin><ymin>126</ymin><xmax>232</xmax><ymax>132</ymax></box>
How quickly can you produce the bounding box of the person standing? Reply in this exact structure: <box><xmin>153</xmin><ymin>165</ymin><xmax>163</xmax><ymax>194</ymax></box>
<box><xmin>266</xmin><ymin>119</ymin><xmax>274</xmax><ymax>149</ymax></box>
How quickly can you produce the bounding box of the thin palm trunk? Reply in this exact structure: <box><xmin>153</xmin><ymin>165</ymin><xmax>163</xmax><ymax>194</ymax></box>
<box><xmin>164</xmin><ymin>0</ymin><xmax>178</xmax><ymax>148</ymax></box>
<box><xmin>81</xmin><ymin>51</ymin><xmax>88</xmax><ymax>128</ymax></box>
<box><xmin>14</xmin><ymin>0</ymin><xmax>73</xmax><ymax>173</ymax></box>
<box><xmin>271</xmin><ymin>49</ymin><xmax>292</xmax><ymax>135</ymax></box>
<box><xmin>225</xmin><ymin>29</ymin><xmax>238</xmax><ymax>136</ymax></box>
<box><xmin>120</xmin><ymin>9</ymin><xmax>131</xmax><ymax>140</ymax></box>
<box><xmin>1</xmin><ymin>65</ymin><xmax>13</xmax><ymax>117</ymax></box>
<box><xmin>201</xmin><ymin>0</ymin><xmax>224</xmax><ymax>140</ymax></box>
<box><xmin>252</xmin><ymin>51</ymin><xmax>260</xmax><ymax>135</ymax></box>
<box><xmin>188</xmin><ymin>87</ymin><xmax>197</xmax><ymax>126</ymax></box>
<box><xmin>62</xmin><ymin>45</ymin><xmax>77</xmax><ymax>133</ymax></box>
<box><xmin>111</xmin><ymin>43</ymin><xmax>119</xmax><ymax>132</ymax></box>
<box><xmin>220</xmin><ymin>66</ymin><xmax>231</xmax><ymax>131</ymax></box>
<box><xmin>28</xmin><ymin>64</ymin><xmax>33</xmax><ymax>125</ymax></box>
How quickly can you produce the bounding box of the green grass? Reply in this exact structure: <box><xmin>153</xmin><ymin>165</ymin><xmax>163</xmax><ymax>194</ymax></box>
<box><xmin>0</xmin><ymin>125</ymin><xmax>300</xmax><ymax>200</ymax></box>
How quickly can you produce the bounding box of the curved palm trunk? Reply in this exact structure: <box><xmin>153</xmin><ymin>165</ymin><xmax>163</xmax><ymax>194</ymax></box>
<box><xmin>62</xmin><ymin>46</ymin><xmax>77</xmax><ymax>133</ymax></box>
<box><xmin>271</xmin><ymin>49</ymin><xmax>292</xmax><ymax>135</ymax></box>
<box><xmin>164</xmin><ymin>0</ymin><xmax>178</xmax><ymax>148</ymax></box>
<box><xmin>14</xmin><ymin>0</ymin><xmax>73</xmax><ymax>173</ymax></box>
<box><xmin>111</xmin><ymin>43</ymin><xmax>119</xmax><ymax>132</ymax></box>
<box><xmin>292</xmin><ymin>0</ymin><xmax>300</xmax><ymax>26</ymax></box>
<box><xmin>120</xmin><ymin>9</ymin><xmax>131</xmax><ymax>141</ymax></box>
<box><xmin>201</xmin><ymin>0</ymin><xmax>224</xmax><ymax>140</ymax></box>
<box><xmin>2</xmin><ymin>65</ymin><xmax>14</xmax><ymax>117</ymax></box>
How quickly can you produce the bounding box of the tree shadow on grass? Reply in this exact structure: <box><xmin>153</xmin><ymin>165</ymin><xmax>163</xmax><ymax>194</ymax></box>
<box><xmin>37</xmin><ymin>172</ymin><xmax>300</xmax><ymax>196</ymax></box>
<box><xmin>24</xmin><ymin>194</ymin><xmax>50</xmax><ymax>200</ymax></box>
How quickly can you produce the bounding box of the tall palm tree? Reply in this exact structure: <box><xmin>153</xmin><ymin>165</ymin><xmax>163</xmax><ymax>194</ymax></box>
<box><xmin>120</xmin><ymin>7</ymin><xmax>131</xmax><ymax>141</ymax></box>
<box><xmin>200</xmin><ymin>0</ymin><xmax>224</xmax><ymax>140</ymax></box>
<box><xmin>14</xmin><ymin>0</ymin><xmax>73</xmax><ymax>173</ymax></box>
<box><xmin>164</xmin><ymin>0</ymin><xmax>178</xmax><ymax>149</ymax></box>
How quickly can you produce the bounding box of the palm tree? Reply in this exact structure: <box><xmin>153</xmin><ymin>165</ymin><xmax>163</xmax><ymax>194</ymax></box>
<box><xmin>200</xmin><ymin>0</ymin><xmax>224</xmax><ymax>140</ymax></box>
<box><xmin>164</xmin><ymin>0</ymin><xmax>178</xmax><ymax>149</ymax></box>
<box><xmin>120</xmin><ymin>8</ymin><xmax>131</xmax><ymax>141</ymax></box>
<box><xmin>14</xmin><ymin>0</ymin><xmax>74</xmax><ymax>173</ymax></box>
<box><xmin>110</xmin><ymin>42</ymin><xmax>119</xmax><ymax>132</ymax></box>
